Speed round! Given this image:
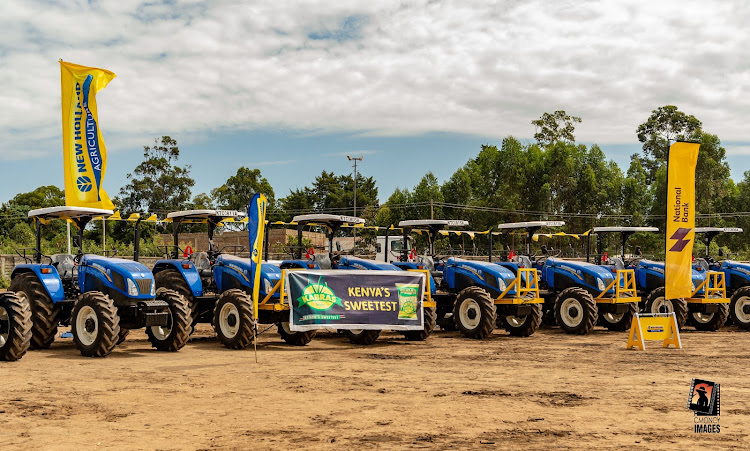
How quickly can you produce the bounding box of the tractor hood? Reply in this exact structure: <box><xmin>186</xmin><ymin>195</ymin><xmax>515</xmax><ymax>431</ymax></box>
<box><xmin>216</xmin><ymin>254</ymin><xmax>281</xmax><ymax>280</ymax></box>
<box><xmin>82</xmin><ymin>255</ymin><xmax>152</xmax><ymax>279</ymax></box>
<box><xmin>338</xmin><ymin>256</ymin><xmax>401</xmax><ymax>271</ymax></box>
<box><xmin>638</xmin><ymin>259</ymin><xmax>705</xmax><ymax>288</ymax></box>
<box><xmin>446</xmin><ymin>258</ymin><xmax>517</xmax><ymax>286</ymax></box>
<box><xmin>546</xmin><ymin>258</ymin><xmax>615</xmax><ymax>281</ymax></box>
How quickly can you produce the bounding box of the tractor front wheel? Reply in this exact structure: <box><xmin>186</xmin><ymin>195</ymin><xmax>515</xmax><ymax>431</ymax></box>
<box><xmin>344</xmin><ymin>329</ymin><xmax>380</xmax><ymax>345</ymax></box>
<box><xmin>278</xmin><ymin>322</ymin><xmax>316</xmax><ymax>346</ymax></box>
<box><xmin>729</xmin><ymin>287</ymin><xmax>750</xmax><ymax>331</ymax></box>
<box><xmin>402</xmin><ymin>307</ymin><xmax>437</xmax><ymax>341</ymax></box>
<box><xmin>0</xmin><ymin>292</ymin><xmax>32</xmax><ymax>361</ymax></box>
<box><xmin>687</xmin><ymin>304</ymin><xmax>729</xmax><ymax>331</ymax></box>
<box><xmin>146</xmin><ymin>288</ymin><xmax>191</xmax><ymax>351</ymax></box>
<box><xmin>71</xmin><ymin>292</ymin><xmax>120</xmax><ymax>357</ymax></box>
<box><xmin>116</xmin><ymin>329</ymin><xmax>130</xmax><ymax>345</ymax></box>
<box><xmin>213</xmin><ymin>289</ymin><xmax>255</xmax><ymax>349</ymax></box>
<box><xmin>643</xmin><ymin>287</ymin><xmax>688</xmax><ymax>328</ymax></box>
<box><xmin>599</xmin><ymin>302</ymin><xmax>637</xmax><ymax>332</ymax></box>
<box><xmin>453</xmin><ymin>287</ymin><xmax>496</xmax><ymax>339</ymax></box>
<box><xmin>155</xmin><ymin>270</ymin><xmax>197</xmax><ymax>330</ymax></box>
<box><xmin>554</xmin><ymin>288</ymin><xmax>597</xmax><ymax>335</ymax></box>
<box><xmin>9</xmin><ymin>273</ymin><xmax>59</xmax><ymax>349</ymax></box>
<box><xmin>501</xmin><ymin>303</ymin><xmax>542</xmax><ymax>337</ymax></box>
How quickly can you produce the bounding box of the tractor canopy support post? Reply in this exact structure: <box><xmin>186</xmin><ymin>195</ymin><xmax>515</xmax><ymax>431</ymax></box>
<box><xmin>172</xmin><ymin>220</ymin><xmax>181</xmax><ymax>259</ymax></box>
<box><xmin>384</xmin><ymin>226</ymin><xmax>390</xmax><ymax>262</ymax></box>
<box><xmin>596</xmin><ymin>233</ymin><xmax>603</xmax><ymax>265</ymax></box>
<box><xmin>586</xmin><ymin>233</ymin><xmax>592</xmax><ymax>263</ymax></box>
<box><xmin>488</xmin><ymin>227</ymin><xmax>493</xmax><ymax>262</ymax></box>
<box><xmin>297</xmin><ymin>225</ymin><xmax>303</xmax><ymax>260</ymax></box>
<box><xmin>133</xmin><ymin>218</ymin><xmax>142</xmax><ymax>262</ymax></box>
<box><xmin>34</xmin><ymin>217</ymin><xmax>42</xmax><ymax>263</ymax></box>
<box><xmin>402</xmin><ymin>228</ymin><xmax>410</xmax><ymax>262</ymax></box>
<box><xmin>207</xmin><ymin>218</ymin><xmax>217</xmax><ymax>256</ymax></box>
<box><xmin>263</xmin><ymin>221</ymin><xmax>269</xmax><ymax>261</ymax></box>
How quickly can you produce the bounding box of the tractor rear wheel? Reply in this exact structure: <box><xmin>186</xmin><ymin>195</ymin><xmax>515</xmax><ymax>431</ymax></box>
<box><xmin>146</xmin><ymin>288</ymin><xmax>191</xmax><ymax>351</ymax></box>
<box><xmin>9</xmin><ymin>273</ymin><xmax>60</xmax><ymax>349</ymax></box>
<box><xmin>344</xmin><ymin>329</ymin><xmax>380</xmax><ymax>345</ymax></box>
<box><xmin>213</xmin><ymin>289</ymin><xmax>255</xmax><ymax>349</ymax></box>
<box><xmin>730</xmin><ymin>286</ymin><xmax>750</xmax><ymax>331</ymax></box>
<box><xmin>554</xmin><ymin>288</ymin><xmax>597</xmax><ymax>335</ymax></box>
<box><xmin>71</xmin><ymin>291</ymin><xmax>120</xmax><ymax>357</ymax></box>
<box><xmin>278</xmin><ymin>322</ymin><xmax>316</xmax><ymax>346</ymax></box>
<box><xmin>453</xmin><ymin>287</ymin><xmax>496</xmax><ymax>339</ymax></box>
<box><xmin>155</xmin><ymin>270</ymin><xmax>197</xmax><ymax>330</ymax></box>
<box><xmin>599</xmin><ymin>302</ymin><xmax>637</xmax><ymax>332</ymax></box>
<box><xmin>0</xmin><ymin>292</ymin><xmax>32</xmax><ymax>361</ymax></box>
<box><xmin>687</xmin><ymin>304</ymin><xmax>729</xmax><ymax>331</ymax></box>
<box><xmin>643</xmin><ymin>287</ymin><xmax>688</xmax><ymax>328</ymax></box>
<box><xmin>501</xmin><ymin>303</ymin><xmax>543</xmax><ymax>337</ymax></box>
<box><xmin>402</xmin><ymin>307</ymin><xmax>437</xmax><ymax>341</ymax></box>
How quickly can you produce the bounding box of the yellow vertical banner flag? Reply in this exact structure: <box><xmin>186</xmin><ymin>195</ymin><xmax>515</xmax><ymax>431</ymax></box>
<box><xmin>665</xmin><ymin>141</ymin><xmax>700</xmax><ymax>300</ymax></box>
<box><xmin>60</xmin><ymin>61</ymin><xmax>116</xmax><ymax>209</ymax></box>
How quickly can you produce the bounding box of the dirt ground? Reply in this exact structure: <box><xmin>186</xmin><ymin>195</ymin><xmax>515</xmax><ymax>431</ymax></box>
<box><xmin>1</xmin><ymin>323</ymin><xmax>748</xmax><ymax>450</ymax></box>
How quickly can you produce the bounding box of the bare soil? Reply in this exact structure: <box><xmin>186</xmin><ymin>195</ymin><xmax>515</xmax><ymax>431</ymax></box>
<box><xmin>1</xmin><ymin>324</ymin><xmax>748</xmax><ymax>450</ymax></box>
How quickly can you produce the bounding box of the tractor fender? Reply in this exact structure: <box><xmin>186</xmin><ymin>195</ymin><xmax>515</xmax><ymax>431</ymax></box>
<box><xmin>152</xmin><ymin>260</ymin><xmax>203</xmax><ymax>298</ymax></box>
<box><xmin>10</xmin><ymin>264</ymin><xmax>65</xmax><ymax>303</ymax></box>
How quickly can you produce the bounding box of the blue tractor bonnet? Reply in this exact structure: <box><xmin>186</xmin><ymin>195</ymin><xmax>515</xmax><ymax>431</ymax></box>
<box><xmin>445</xmin><ymin>257</ymin><xmax>518</xmax><ymax>295</ymax></box>
<box><xmin>214</xmin><ymin>253</ymin><xmax>281</xmax><ymax>297</ymax></box>
<box><xmin>80</xmin><ymin>254</ymin><xmax>155</xmax><ymax>299</ymax></box>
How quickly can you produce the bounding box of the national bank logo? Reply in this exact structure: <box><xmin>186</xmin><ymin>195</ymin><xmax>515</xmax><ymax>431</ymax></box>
<box><xmin>669</xmin><ymin>227</ymin><xmax>692</xmax><ymax>252</ymax></box>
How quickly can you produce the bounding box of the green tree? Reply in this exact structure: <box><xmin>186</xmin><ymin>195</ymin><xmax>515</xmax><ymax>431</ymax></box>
<box><xmin>116</xmin><ymin>136</ymin><xmax>194</xmax><ymax>215</ymax></box>
<box><xmin>531</xmin><ymin>110</ymin><xmax>582</xmax><ymax>146</ymax></box>
<box><xmin>411</xmin><ymin>172</ymin><xmax>444</xmax><ymax>220</ymax></box>
<box><xmin>622</xmin><ymin>156</ymin><xmax>650</xmax><ymax>225</ymax></box>
<box><xmin>211</xmin><ymin>167</ymin><xmax>275</xmax><ymax>211</ymax></box>
<box><xmin>276</xmin><ymin>188</ymin><xmax>314</xmax><ymax>222</ymax></box>
<box><xmin>636</xmin><ymin>105</ymin><xmax>702</xmax><ymax>180</ymax></box>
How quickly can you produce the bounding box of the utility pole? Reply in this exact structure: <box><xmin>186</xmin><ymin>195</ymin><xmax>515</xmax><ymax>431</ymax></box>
<box><xmin>347</xmin><ymin>155</ymin><xmax>363</xmax><ymax>251</ymax></box>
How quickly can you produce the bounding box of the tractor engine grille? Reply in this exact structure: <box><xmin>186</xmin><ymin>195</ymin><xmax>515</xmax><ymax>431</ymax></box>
<box><xmin>135</xmin><ymin>278</ymin><xmax>153</xmax><ymax>295</ymax></box>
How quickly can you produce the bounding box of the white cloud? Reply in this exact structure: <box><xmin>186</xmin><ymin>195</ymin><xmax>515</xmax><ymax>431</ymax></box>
<box><xmin>1</xmin><ymin>0</ymin><xmax>749</xmax><ymax>160</ymax></box>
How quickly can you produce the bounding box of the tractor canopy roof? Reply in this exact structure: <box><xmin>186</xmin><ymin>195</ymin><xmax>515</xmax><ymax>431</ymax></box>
<box><xmin>292</xmin><ymin>214</ymin><xmax>365</xmax><ymax>226</ymax></box>
<box><xmin>591</xmin><ymin>226</ymin><xmax>659</xmax><ymax>233</ymax></box>
<box><xmin>695</xmin><ymin>227</ymin><xmax>743</xmax><ymax>233</ymax></box>
<box><xmin>167</xmin><ymin>209</ymin><xmax>245</xmax><ymax>221</ymax></box>
<box><xmin>28</xmin><ymin>206</ymin><xmax>113</xmax><ymax>220</ymax></box>
<box><xmin>496</xmin><ymin>221</ymin><xmax>565</xmax><ymax>230</ymax></box>
<box><xmin>398</xmin><ymin>219</ymin><xmax>469</xmax><ymax>229</ymax></box>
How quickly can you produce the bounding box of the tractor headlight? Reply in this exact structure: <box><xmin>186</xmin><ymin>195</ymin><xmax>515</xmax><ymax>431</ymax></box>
<box><xmin>150</xmin><ymin>280</ymin><xmax>156</xmax><ymax>296</ymax></box>
<box><xmin>597</xmin><ymin>278</ymin><xmax>606</xmax><ymax>291</ymax></box>
<box><xmin>127</xmin><ymin>278</ymin><xmax>139</xmax><ymax>296</ymax></box>
<box><xmin>497</xmin><ymin>277</ymin><xmax>507</xmax><ymax>292</ymax></box>
<box><xmin>264</xmin><ymin>278</ymin><xmax>273</xmax><ymax>294</ymax></box>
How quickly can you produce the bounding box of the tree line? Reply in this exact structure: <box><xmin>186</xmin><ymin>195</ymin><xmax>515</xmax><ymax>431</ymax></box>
<box><xmin>1</xmin><ymin>105</ymin><xmax>749</xmax><ymax>259</ymax></box>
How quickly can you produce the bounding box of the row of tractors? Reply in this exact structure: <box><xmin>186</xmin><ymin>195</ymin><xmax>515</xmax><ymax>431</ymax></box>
<box><xmin>1</xmin><ymin>206</ymin><xmax>747</xmax><ymax>362</ymax></box>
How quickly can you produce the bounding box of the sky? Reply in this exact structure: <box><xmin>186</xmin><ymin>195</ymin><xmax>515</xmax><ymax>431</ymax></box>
<box><xmin>1</xmin><ymin>0</ymin><xmax>750</xmax><ymax>206</ymax></box>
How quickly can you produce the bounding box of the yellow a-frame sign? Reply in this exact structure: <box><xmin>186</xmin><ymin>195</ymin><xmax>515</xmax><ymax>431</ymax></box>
<box><xmin>626</xmin><ymin>313</ymin><xmax>682</xmax><ymax>350</ymax></box>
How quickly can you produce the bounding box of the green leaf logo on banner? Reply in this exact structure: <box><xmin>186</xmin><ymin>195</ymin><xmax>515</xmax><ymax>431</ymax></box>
<box><xmin>297</xmin><ymin>277</ymin><xmax>343</xmax><ymax>311</ymax></box>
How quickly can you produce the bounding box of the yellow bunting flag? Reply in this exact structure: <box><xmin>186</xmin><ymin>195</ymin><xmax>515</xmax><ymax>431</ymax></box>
<box><xmin>665</xmin><ymin>141</ymin><xmax>700</xmax><ymax>300</ymax></box>
<box><xmin>60</xmin><ymin>61</ymin><xmax>116</xmax><ymax>209</ymax></box>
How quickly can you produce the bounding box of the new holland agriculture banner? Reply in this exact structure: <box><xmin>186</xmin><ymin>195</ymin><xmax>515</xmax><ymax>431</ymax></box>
<box><xmin>247</xmin><ymin>193</ymin><xmax>268</xmax><ymax>311</ymax></box>
<box><xmin>665</xmin><ymin>141</ymin><xmax>700</xmax><ymax>300</ymax></box>
<box><xmin>286</xmin><ymin>270</ymin><xmax>425</xmax><ymax>331</ymax></box>
<box><xmin>60</xmin><ymin>61</ymin><xmax>116</xmax><ymax>210</ymax></box>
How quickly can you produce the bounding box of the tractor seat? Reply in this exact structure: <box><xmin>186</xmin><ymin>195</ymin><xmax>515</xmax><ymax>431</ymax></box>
<box><xmin>420</xmin><ymin>256</ymin><xmax>435</xmax><ymax>272</ymax></box>
<box><xmin>516</xmin><ymin>255</ymin><xmax>533</xmax><ymax>269</ymax></box>
<box><xmin>609</xmin><ymin>256</ymin><xmax>625</xmax><ymax>271</ymax></box>
<box><xmin>194</xmin><ymin>252</ymin><xmax>213</xmax><ymax>277</ymax></box>
<box><xmin>51</xmin><ymin>254</ymin><xmax>76</xmax><ymax>278</ymax></box>
<box><xmin>314</xmin><ymin>253</ymin><xmax>332</xmax><ymax>270</ymax></box>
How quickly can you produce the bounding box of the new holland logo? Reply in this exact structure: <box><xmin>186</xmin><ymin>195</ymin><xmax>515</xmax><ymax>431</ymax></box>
<box><xmin>297</xmin><ymin>277</ymin><xmax>343</xmax><ymax>311</ymax></box>
<box><xmin>77</xmin><ymin>176</ymin><xmax>93</xmax><ymax>192</ymax></box>
<box><xmin>670</xmin><ymin>227</ymin><xmax>692</xmax><ymax>252</ymax></box>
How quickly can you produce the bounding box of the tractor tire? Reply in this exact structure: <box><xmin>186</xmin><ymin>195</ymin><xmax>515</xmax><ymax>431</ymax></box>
<box><xmin>453</xmin><ymin>287</ymin><xmax>496</xmax><ymax>339</ymax></box>
<box><xmin>116</xmin><ymin>329</ymin><xmax>130</xmax><ymax>345</ymax></box>
<box><xmin>501</xmin><ymin>303</ymin><xmax>543</xmax><ymax>337</ymax></box>
<box><xmin>146</xmin><ymin>288</ymin><xmax>191</xmax><ymax>351</ymax></box>
<box><xmin>277</xmin><ymin>321</ymin><xmax>316</xmax><ymax>346</ymax></box>
<box><xmin>154</xmin><ymin>270</ymin><xmax>198</xmax><ymax>329</ymax></box>
<box><xmin>554</xmin><ymin>287</ymin><xmax>597</xmax><ymax>335</ymax></box>
<box><xmin>687</xmin><ymin>304</ymin><xmax>729</xmax><ymax>332</ymax></box>
<box><xmin>213</xmin><ymin>289</ymin><xmax>255</xmax><ymax>349</ymax></box>
<box><xmin>729</xmin><ymin>286</ymin><xmax>750</xmax><ymax>331</ymax></box>
<box><xmin>599</xmin><ymin>302</ymin><xmax>637</xmax><ymax>332</ymax></box>
<box><xmin>643</xmin><ymin>287</ymin><xmax>688</xmax><ymax>329</ymax></box>
<box><xmin>9</xmin><ymin>273</ymin><xmax>60</xmax><ymax>349</ymax></box>
<box><xmin>344</xmin><ymin>329</ymin><xmax>381</xmax><ymax>345</ymax></box>
<box><xmin>71</xmin><ymin>291</ymin><xmax>120</xmax><ymax>357</ymax></box>
<box><xmin>402</xmin><ymin>307</ymin><xmax>437</xmax><ymax>341</ymax></box>
<box><xmin>0</xmin><ymin>291</ymin><xmax>32</xmax><ymax>361</ymax></box>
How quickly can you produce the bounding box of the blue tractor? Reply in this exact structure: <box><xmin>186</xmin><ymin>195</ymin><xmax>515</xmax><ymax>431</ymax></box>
<box><xmin>151</xmin><ymin>209</ymin><xmax>309</xmax><ymax>347</ymax></box>
<box><xmin>9</xmin><ymin>207</ymin><xmax>189</xmax><ymax>357</ymax></box>
<box><xmin>496</xmin><ymin>222</ymin><xmax>640</xmax><ymax>335</ymax></box>
<box><xmin>587</xmin><ymin>226</ymin><xmax>729</xmax><ymax>330</ymax></box>
<box><xmin>394</xmin><ymin>220</ymin><xmax>544</xmax><ymax>339</ymax></box>
<box><xmin>694</xmin><ymin>227</ymin><xmax>750</xmax><ymax>330</ymax></box>
<box><xmin>279</xmin><ymin>214</ymin><xmax>437</xmax><ymax>345</ymax></box>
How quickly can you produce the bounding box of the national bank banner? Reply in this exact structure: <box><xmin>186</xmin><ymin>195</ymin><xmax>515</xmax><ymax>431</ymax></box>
<box><xmin>247</xmin><ymin>193</ymin><xmax>268</xmax><ymax>312</ymax></box>
<box><xmin>286</xmin><ymin>270</ymin><xmax>425</xmax><ymax>331</ymax></box>
<box><xmin>60</xmin><ymin>61</ymin><xmax>116</xmax><ymax>210</ymax></box>
<box><xmin>665</xmin><ymin>141</ymin><xmax>700</xmax><ymax>300</ymax></box>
